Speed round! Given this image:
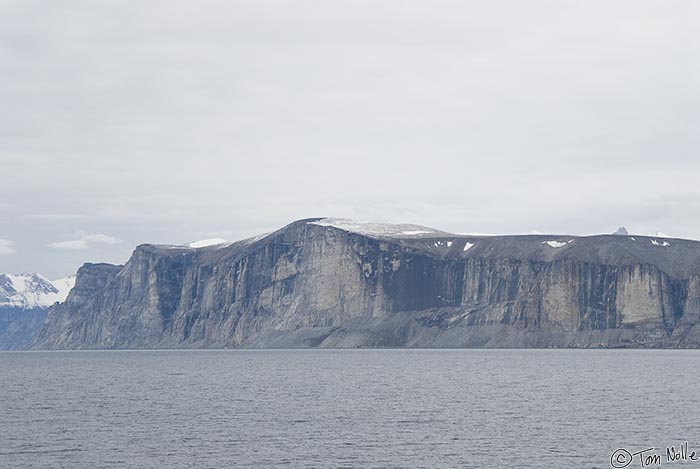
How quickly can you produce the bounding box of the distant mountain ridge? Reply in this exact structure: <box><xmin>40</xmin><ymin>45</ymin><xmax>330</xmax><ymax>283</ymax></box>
<box><xmin>0</xmin><ymin>273</ymin><xmax>75</xmax><ymax>350</ymax></box>
<box><xmin>30</xmin><ymin>218</ymin><xmax>700</xmax><ymax>349</ymax></box>
<box><xmin>0</xmin><ymin>273</ymin><xmax>75</xmax><ymax>309</ymax></box>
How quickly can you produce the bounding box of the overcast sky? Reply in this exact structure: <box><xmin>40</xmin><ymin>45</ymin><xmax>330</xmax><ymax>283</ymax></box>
<box><xmin>0</xmin><ymin>0</ymin><xmax>698</xmax><ymax>278</ymax></box>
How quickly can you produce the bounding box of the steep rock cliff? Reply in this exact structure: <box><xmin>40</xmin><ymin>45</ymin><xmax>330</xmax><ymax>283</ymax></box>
<box><xmin>32</xmin><ymin>218</ymin><xmax>700</xmax><ymax>349</ymax></box>
<box><xmin>0</xmin><ymin>307</ymin><xmax>47</xmax><ymax>350</ymax></box>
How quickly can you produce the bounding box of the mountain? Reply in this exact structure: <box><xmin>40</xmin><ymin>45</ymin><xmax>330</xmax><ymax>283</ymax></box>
<box><xmin>0</xmin><ymin>274</ymin><xmax>75</xmax><ymax>350</ymax></box>
<box><xmin>0</xmin><ymin>273</ymin><xmax>75</xmax><ymax>309</ymax></box>
<box><xmin>31</xmin><ymin>218</ymin><xmax>700</xmax><ymax>349</ymax></box>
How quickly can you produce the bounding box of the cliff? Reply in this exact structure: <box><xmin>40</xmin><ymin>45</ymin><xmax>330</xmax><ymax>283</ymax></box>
<box><xmin>0</xmin><ymin>307</ymin><xmax>47</xmax><ymax>350</ymax></box>
<box><xmin>31</xmin><ymin>218</ymin><xmax>700</xmax><ymax>349</ymax></box>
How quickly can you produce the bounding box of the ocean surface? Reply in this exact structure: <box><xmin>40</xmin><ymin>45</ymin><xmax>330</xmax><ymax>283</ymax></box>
<box><xmin>1</xmin><ymin>349</ymin><xmax>699</xmax><ymax>469</ymax></box>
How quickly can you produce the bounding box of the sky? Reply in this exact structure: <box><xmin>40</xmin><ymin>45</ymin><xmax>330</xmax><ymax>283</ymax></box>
<box><xmin>0</xmin><ymin>0</ymin><xmax>698</xmax><ymax>278</ymax></box>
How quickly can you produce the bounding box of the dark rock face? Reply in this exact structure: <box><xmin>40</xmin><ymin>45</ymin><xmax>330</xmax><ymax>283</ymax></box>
<box><xmin>31</xmin><ymin>219</ymin><xmax>700</xmax><ymax>349</ymax></box>
<box><xmin>0</xmin><ymin>307</ymin><xmax>47</xmax><ymax>350</ymax></box>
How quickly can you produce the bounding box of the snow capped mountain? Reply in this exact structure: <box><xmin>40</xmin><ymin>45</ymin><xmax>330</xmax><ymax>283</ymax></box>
<box><xmin>51</xmin><ymin>276</ymin><xmax>76</xmax><ymax>301</ymax></box>
<box><xmin>0</xmin><ymin>273</ymin><xmax>75</xmax><ymax>309</ymax></box>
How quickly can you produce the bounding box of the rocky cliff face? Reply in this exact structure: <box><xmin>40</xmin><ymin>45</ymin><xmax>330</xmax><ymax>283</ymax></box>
<box><xmin>31</xmin><ymin>218</ymin><xmax>700</xmax><ymax>349</ymax></box>
<box><xmin>0</xmin><ymin>307</ymin><xmax>46</xmax><ymax>350</ymax></box>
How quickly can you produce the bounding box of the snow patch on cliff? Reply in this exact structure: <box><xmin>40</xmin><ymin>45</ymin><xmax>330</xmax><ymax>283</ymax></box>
<box><xmin>188</xmin><ymin>238</ymin><xmax>228</xmax><ymax>248</ymax></box>
<box><xmin>543</xmin><ymin>240</ymin><xmax>573</xmax><ymax>248</ymax></box>
<box><xmin>402</xmin><ymin>230</ymin><xmax>432</xmax><ymax>235</ymax></box>
<box><xmin>309</xmin><ymin>218</ymin><xmax>444</xmax><ymax>237</ymax></box>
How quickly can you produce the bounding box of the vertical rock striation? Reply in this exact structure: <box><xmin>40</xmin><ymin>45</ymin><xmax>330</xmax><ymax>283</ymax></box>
<box><xmin>31</xmin><ymin>218</ymin><xmax>700</xmax><ymax>349</ymax></box>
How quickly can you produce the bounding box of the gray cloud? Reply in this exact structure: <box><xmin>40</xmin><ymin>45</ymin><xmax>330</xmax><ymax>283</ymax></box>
<box><xmin>0</xmin><ymin>239</ymin><xmax>16</xmax><ymax>256</ymax></box>
<box><xmin>0</xmin><ymin>0</ymin><xmax>697</xmax><ymax>277</ymax></box>
<box><xmin>26</xmin><ymin>213</ymin><xmax>90</xmax><ymax>221</ymax></box>
<box><xmin>48</xmin><ymin>233</ymin><xmax>123</xmax><ymax>250</ymax></box>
